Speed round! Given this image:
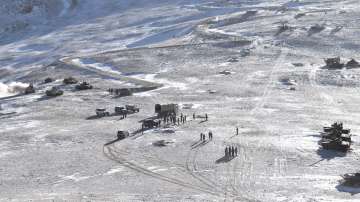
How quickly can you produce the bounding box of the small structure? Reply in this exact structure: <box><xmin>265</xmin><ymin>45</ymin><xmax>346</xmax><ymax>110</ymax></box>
<box><xmin>96</xmin><ymin>108</ymin><xmax>110</xmax><ymax>117</ymax></box>
<box><xmin>63</xmin><ymin>77</ymin><xmax>78</xmax><ymax>85</ymax></box>
<box><xmin>44</xmin><ymin>77</ymin><xmax>54</xmax><ymax>84</ymax></box>
<box><xmin>24</xmin><ymin>84</ymin><xmax>35</xmax><ymax>94</ymax></box>
<box><xmin>75</xmin><ymin>81</ymin><xmax>93</xmax><ymax>90</ymax></box>
<box><xmin>155</xmin><ymin>104</ymin><xmax>179</xmax><ymax>117</ymax></box>
<box><xmin>46</xmin><ymin>87</ymin><xmax>63</xmax><ymax>97</ymax></box>
<box><xmin>117</xmin><ymin>130</ymin><xmax>130</xmax><ymax>140</ymax></box>
<box><xmin>324</xmin><ymin>57</ymin><xmax>344</xmax><ymax>69</ymax></box>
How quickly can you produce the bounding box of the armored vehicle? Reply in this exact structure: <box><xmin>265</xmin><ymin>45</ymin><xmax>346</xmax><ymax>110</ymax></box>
<box><xmin>24</xmin><ymin>84</ymin><xmax>35</xmax><ymax>94</ymax></box>
<box><xmin>320</xmin><ymin>139</ymin><xmax>350</xmax><ymax>152</ymax></box>
<box><xmin>324</xmin><ymin>57</ymin><xmax>344</xmax><ymax>69</ymax></box>
<box><xmin>117</xmin><ymin>130</ymin><xmax>130</xmax><ymax>140</ymax></box>
<box><xmin>63</xmin><ymin>77</ymin><xmax>78</xmax><ymax>84</ymax></box>
<box><xmin>125</xmin><ymin>105</ymin><xmax>139</xmax><ymax>113</ymax></box>
<box><xmin>44</xmin><ymin>77</ymin><xmax>54</xmax><ymax>84</ymax></box>
<box><xmin>96</xmin><ymin>108</ymin><xmax>110</xmax><ymax>117</ymax></box>
<box><xmin>155</xmin><ymin>104</ymin><xmax>179</xmax><ymax>117</ymax></box>
<box><xmin>341</xmin><ymin>173</ymin><xmax>360</xmax><ymax>187</ymax></box>
<box><xmin>46</xmin><ymin>87</ymin><xmax>63</xmax><ymax>97</ymax></box>
<box><xmin>75</xmin><ymin>82</ymin><xmax>93</xmax><ymax>90</ymax></box>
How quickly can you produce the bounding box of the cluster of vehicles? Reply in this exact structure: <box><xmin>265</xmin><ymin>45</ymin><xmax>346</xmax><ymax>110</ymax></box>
<box><xmin>96</xmin><ymin>105</ymin><xmax>140</xmax><ymax>117</ymax></box>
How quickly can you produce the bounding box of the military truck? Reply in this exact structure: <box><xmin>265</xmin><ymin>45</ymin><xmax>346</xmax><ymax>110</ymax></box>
<box><xmin>96</xmin><ymin>108</ymin><xmax>110</xmax><ymax>117</ymax></box>
<box><xmin>155</xmin><ymin>104</ymin><xmax>179</xmax><ymax>117</ymax></box>
<box><xmin>75</xmin><ymin>81</ymin><xmax>93</xmax><ymax>90</ymax></box>
<box><xmin>341</xmin><ymin>173</ymin><xmax>360</xmax><ymax>187</ymax></box>
<box><xmin>320</xmin><ymin>139</ymin><xmax>350</xmax><ymax>152</ymax></box>
<box><xmin>46</xmin><ymin>87</ymin><xmax>63</xmax><ymax>97</ymax></box>
<box><xmin>125</xmin><ymin>105</ymin><xmax>139</xmax><ymax>113</ymax></box>
<box><xmin>117</xmin><ymin>130</ymin><xmax>130</xmax><ymax>140</ymax></box>
<box><xmin>63</xmin><ymin>77</ymin><xmax>78</xmax><ymax>85</ymax></box>
<box><xmin>24</xmin><ymin>84</ymin><xmax>35</xmax><ymax>94</ymax></box>
<box><xmin>114</xmin><ymin>106</ymin><xmax>127</xmax><ymax>115</ymax></box>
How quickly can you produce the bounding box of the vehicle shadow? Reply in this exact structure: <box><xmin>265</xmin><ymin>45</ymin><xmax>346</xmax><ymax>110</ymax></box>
<box><xmin>215</xmin><ymin>155</ymin><xmax>235</xmax><ymax>164</ymax></box>
<box><xmin>335</xmin><ymin>184</ymin><xmax>360</xmax><ymax>195</ymax></box>
<box><xmin>309</xmin><ymin>148</ymin><xmax>347</xmax><ymax>166</ymax></box>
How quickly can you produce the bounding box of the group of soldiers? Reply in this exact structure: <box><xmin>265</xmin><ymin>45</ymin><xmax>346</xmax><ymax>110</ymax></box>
<box><xmin>163</xmin><ymin>113</ymin><xmax>187</xmax><ymax>125</ymax></box>
<box><xmin>225</xmin><ymin>146</ymin><xmax>238</xmax><ymax>158</ymax></box>
<box><xmin>200</xmin><ymin>131</ymin><xmax>213</xmax><ymax>142</ymax></box>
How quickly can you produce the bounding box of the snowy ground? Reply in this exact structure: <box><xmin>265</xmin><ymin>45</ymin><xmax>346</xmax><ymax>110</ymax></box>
<box><xmin>1</xmin><ymin>0</ymin><xmax>360</xmax><ymax>201</ymax></box>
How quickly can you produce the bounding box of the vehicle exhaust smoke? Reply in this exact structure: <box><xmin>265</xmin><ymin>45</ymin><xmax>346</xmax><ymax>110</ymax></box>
<box><xmin>0</xmin><ymin>82</ymin><xmax>29</xmax><ymax>98</ymax></box>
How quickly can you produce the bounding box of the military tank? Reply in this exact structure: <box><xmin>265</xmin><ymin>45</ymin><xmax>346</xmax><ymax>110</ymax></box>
<box><xmin>320</xmin><ymin>122</ymin><xmax>352</xmax><ymax>152</ymax></box>
<box><xmin>46</xmin><ymin>87</ymin><xmax>63</xmax><ymax>97</ymax></box>
<box><xmin>63</xmin><ymin>77</ymin><xmax>78</xmax><ymax>85</ymax></box>
<box><xmin>341</xmin><ymin>173</ymin><xmax>360</xmax><ymax>187</ymax></box>
<box><xmin>75</xmin><ymin>81</ymin><xmax>93</xmax><ymax>90</ymax></box>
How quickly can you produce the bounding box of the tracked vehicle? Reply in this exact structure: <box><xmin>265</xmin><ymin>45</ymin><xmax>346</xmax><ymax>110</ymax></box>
<box><xmin>63</xmin><ymin>77</ymin><xmax>78</xmax><ymax>84</ymax></box>
<box><xmin>75</xmin><ymin>81</ymin><xmax>93</xmax><ymax>90</ymax></box>
<box><xmin>46</xmin><ymin>87</ymin><xmax>63</xmax><ymax>97</ymax></box>
<box><xmin>320</xmin><ymin>122</ymin><xmax>352</xmax><ymax>152</ymax></box>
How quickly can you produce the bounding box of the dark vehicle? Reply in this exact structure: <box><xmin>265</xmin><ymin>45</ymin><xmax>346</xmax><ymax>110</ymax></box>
<box><xmin>324</xmin><ymin>57</ymin><xmax>344</xmax><ymax>69</ymax></box>
<box><xmin>341</xmin><ymin>173</ymin><xmax>360</xmax><ymax>187</ymax></box>
<box><xmin>320</xmin><ymin>122</ymin><xmax>352</xmax><ymax>152</ymax></box>
<box><xmin>320</xmin><ymin>139</ymin><xmax>350</xmax><ymax>152</ymax></box>
<box><xmin>44</xmin><ymin>77</ymin><xmax>54</xmax><ymax>83</ymax></box>
<box><xmin>117</xmin><ymin>130</ymin><xmax>130</xmax><ymax>140</ymax></box>
<box><xmin>96</xmin><ymin>108</ymin><xmax>110</xmax><ymax>117</ymax></box>
<box><xmin>346</xmin><ymin>59</ymin><xmax>359</xmax><ymax>68</ymax></box>
<box><xmin>155</xmin><ymin>104</ymin><xmax>179</xmax><ymax>117</ymax></box>
<box><xmin>114</xmin><ymin>106</ymin><xmax>127</xmax><ymax>115</ymax></box>
<box><xmin>24</xmin><ymin>84</ymin><xmax>35</xmax><ymax>94</ymax></box>
<box><xmin>63</xmin><ymin>77</ymin><xmax>78</xmax><ymax>84</ymax></box>
<box><xmin>75</xmin><ymin>82</ymin><xmax>93</xmax><ymax>90</ymax></box>
<box><xmin>143</xmin><ymin>119</ymin><xmax>158</xmax><ymax>128</ymax></box>
<box><xmin>125</xmin><ymin>105</ymin><xmax>140</xmax><ymax>113</ymax></box>
<box><xmin>46</xmin><ymin>87</ymin><xmax>63</xmax><ymax>97</ymax></box>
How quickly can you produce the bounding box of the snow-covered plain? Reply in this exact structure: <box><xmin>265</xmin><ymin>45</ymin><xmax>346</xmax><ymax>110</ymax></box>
<box><xmin>1</xmin><ymin>0</ymin><xmax>360</xmax><ymax>201</ymax></box>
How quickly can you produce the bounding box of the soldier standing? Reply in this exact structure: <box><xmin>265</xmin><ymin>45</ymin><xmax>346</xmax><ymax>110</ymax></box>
<box><xmin>193</xmin><ymin>113</ymin><xmax>195</xmax><ymax>120</ymax></box>
<box><xmin>205</xmin><ymin>113</ymin><xmax>208</xmax><ymax>121</ymax></box>
<box><xmin>236</xmin><ymin>127</ymin><xmax>239</xmax><ymax>135</ymax></box>
<box><xmin>177</xmin><ymin>118</ymin><xmax>180</xmax><ymax>125</ymax></box>
<box><xmin>225</xmin><ymin>147</ymin><xmax>229</xmax><ymax>157</ymax></box>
